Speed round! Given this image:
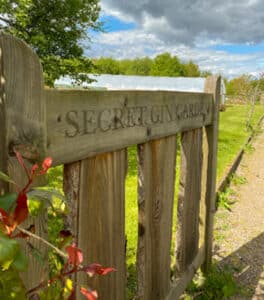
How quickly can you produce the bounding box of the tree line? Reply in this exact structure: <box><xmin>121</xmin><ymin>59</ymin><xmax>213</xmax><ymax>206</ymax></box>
<box><xmin>226</xmin><ymin>74</ymin><xmax>264</xmax><ymax>97</ymax></box>
<box><xmin>92</xmin><ymin>53</ymin><xmax>211</xmax><ymax>78</ymax></box>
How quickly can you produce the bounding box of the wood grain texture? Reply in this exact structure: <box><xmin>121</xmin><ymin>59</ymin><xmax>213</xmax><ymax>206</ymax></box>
<box><xmin>137</xmin><ymin>136</ymin><xmax>177</xmax><ymax>299</ymax></box>
<box><xmin>175</xmin><ymin>128</ymin><xmax>203</xmax><ymax>276</ymax></box>
<box><xmin>0</xmin><ymin>33</ymin><xmax>48</xmax><ymax>288</ymax></box>
<box><xmin>0</xmin><ymin>33</ymin><xmax>48</xmax><ymax>289</ymax></box>
<box><xmin>73</xmin><ymin>150</ymin><xmax>127</xmax><ymax>300</ymax></box>
<box><xmin>202</xmin><ymin>76</ymin><xmax>221</xmax><ymax>271</ymax></box>
<box><xmin>0</xmin><ymin>37</ymin><xmax>8</xmax><ymax>195</ymax></box>
<box><xmin>63</xmin><ymin>161</ymin><xmax>81</xmax><ymax>240</ymax></box>
<box><xmin>199</xmin><ymin>128</ymin><xmax>209</xmax><ymax>248</ymax></box>
<box><xmin>0</xmin><ymin>33</ymin><xmax>46</xmax><ymax>157</ymax></box>
<box><xmin>46</xmin><ymin>89</ymin><xmax>213</xmax><ymax>165</ymax></box>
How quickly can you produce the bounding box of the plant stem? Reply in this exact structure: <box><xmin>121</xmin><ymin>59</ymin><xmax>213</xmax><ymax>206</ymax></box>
<box><xmin>17</xmin><ymin>225</ymin><xmax>67</xmax><ymax>259</ymax></box>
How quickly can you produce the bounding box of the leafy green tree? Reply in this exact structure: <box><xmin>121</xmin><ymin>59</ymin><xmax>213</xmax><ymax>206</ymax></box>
<box><xmin>150</xmin><ymin>52</ymin><xmax>184</xmax><ymax>77</ymax></box>
<box><xmin>125</xmin><ymin>57</ymin><xmax>152</xmax><ymax>76</ymax></box>
<box><xmin>118</xmin><ymin>59</ymin><xmax>133</xmax><ymax>75</ymax></box>
<box><xmin>226</xmin><ymin>75</ymin><xmax>252</xmax><ymax>96</ymax></box>
<box><xmin>182</xmin><ymin>60</ymin><xmax>201</xmax><ymax>77</ymax></box>
<box><xmin>93</xmin><ymin>57</ymin><xmax>121</xmax><ymax>74</ymax></box>
<box><xmin>200</xmin><ymin>70</ymin><xmax>212</xmax><ymax>77</ymax></box>
<box><xmin>226</xmin><ymin>75</ymin><xmax>261</xmax><ymax>130</ymax></box>
<box><xmin>0</xmin><ymin>0</ymin><xmax>101</xmax><ymax>86</ymax></box>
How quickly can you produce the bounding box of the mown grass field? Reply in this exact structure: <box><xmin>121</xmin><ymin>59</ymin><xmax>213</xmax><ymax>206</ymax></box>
<box><xmin>47</xmin><ymin>103</ymin><xmax>264</xmax><ymax>298</ymax></box>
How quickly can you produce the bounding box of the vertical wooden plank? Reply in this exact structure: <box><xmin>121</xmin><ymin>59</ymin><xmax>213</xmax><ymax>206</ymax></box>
<box><xmin>202</xmin><ymin>76</ymin><xmax>221</xmax><ymax>271</ymax></box>
<box><xmin>199</xmin><ymin>128</ymin><xmax>209</xmax><ymax>248</ymax></box>
<box><xmin>175</xmin><ymin>128</ymin><xmax>203</xmax><ymax>276</ymax></box>
<box><xmin>70</xmin><ymin>150</ymin><xmax>127</xmax><ymax>300</ymax></box>
<box><xmin>63</xmin><ymin>161</ymin><xmax>81</xmax><ymax>240</ymax></box>
<box><xmin>137</xmin><ymin>136</ymin><xmax>177</xmax><ymax>300</ymax></box>
<box><xmin>0</xmin><ymin>33</ymin><xmax>47</xmax><ymax>289</ymax></box>
<box><xmin>0</xmin><ymin>40</ymin><xmax>8</xmax><ymax>195</ymax></box>
<box><xmin>63</xmin><ymin>162</ymin><xmax>81</xmax><ymax>284</ymax></box>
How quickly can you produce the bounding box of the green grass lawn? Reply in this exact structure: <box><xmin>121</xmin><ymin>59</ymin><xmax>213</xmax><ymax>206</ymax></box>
<box><xmin>47</xmin><ymin>103</ymin><xmax>264</xmax><ymax>298</ymax></box>
<box><xmin>217</xmin><ymin>104</ymin><xmax>264</xmax><ymax>180</ymax></box>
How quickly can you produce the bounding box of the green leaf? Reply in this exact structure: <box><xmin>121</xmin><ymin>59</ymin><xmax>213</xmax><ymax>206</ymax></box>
<box><xmin>12</xmin><ymin>249</ymin><xmax>28</xmax><ymax>272</ymax></box>
<box><xmin>0</xmin><ymin>235</ymin><xmax>20</xmax><ymax>270</ymax></box>
<box><xmin>0</xmin><ymin>171</ymin><xmax>15</xmax><ymax>185</ymax></box>
<box><xmin>0</xmin><ymin>192</ymin><xmax>17</xmax><ymax>212</ymax></box>
<box><xmin>0</xmin><ymin>268</ymin><xmax>27</xmax><ymax>299</ymax></box>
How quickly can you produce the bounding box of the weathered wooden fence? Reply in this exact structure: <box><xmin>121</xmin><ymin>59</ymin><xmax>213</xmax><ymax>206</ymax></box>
<box><xmin>0</xmin><ymin>33</ymin><xmax>220</xmax><ymax>299</ymax></box>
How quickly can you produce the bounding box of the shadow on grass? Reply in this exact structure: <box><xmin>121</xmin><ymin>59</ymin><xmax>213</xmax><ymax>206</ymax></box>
<box><xmin>214</xmin><ymin>232</ymin><xmax>264</xmax><ymax>298</ymax></box>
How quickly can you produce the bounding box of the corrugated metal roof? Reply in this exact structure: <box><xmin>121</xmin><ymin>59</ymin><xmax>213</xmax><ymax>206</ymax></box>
<box><xmin>55</xmin><ymin>74</ymin><xmax>226</xmax><ymax>104</ymax></box>
<box><xmin>56</xmin><ymin>74</ymin><xmax>206</xmax><ymax>92</ymax></box>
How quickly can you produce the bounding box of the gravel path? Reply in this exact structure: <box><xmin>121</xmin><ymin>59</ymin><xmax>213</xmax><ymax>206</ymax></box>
<box><xmin>213</xmin><ymin>122</ymin><xmax>264</xmax><ymax>299</ymax></box>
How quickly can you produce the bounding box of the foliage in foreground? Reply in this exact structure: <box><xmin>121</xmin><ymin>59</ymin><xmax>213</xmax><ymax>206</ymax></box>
<box><xmin>0</xmin><ymin>152</ymin><xmax>114</xmax><ymax>299</ymax></box>
<box><xmin>184</xmin><ymin>265</ymin><xmax>237</xmax><ymax>300</ymax></box>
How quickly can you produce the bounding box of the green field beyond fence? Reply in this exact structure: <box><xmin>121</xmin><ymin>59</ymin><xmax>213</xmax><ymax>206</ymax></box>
<box><xmin>47</xmin><ymin>103</ymin><xmax>264</xmax><ymax>298</ymax></box>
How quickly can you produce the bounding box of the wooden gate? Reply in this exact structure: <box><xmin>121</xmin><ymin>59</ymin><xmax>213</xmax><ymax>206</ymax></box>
<box><xmin>0</xmin><ymin>33</ymin><xmax>220</xmax><ymax>299</ymax></box>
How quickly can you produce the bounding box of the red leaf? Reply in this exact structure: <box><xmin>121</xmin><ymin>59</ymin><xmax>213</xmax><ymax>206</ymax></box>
<box><xmin>0</xmin><ymin>207</ymin><xmax>14</xmax><ymax>235</ymax></box>
<box><xmin>67</xmin><ymin>288</ymin><xmax>76</xmax><ymax>300</ymax></box>
<box><xmin>65</xmin><ymin>243</ymin><xmax>83</xmax><ymax>266</ymax></box>
<box><xmin>81</xmin><ymin>263</ymin><xmax>116</xmax><ymax>277</ymax></box>
<box><xmin>13</xmin><ymin>192</ymin><xmax>28</xmax><ymax>226</ymax></box>
<box><xmin>40</xmin><ymin>157</ymin><xmax>52</xmax><ymax>174</ymax></box>
<box><xmin>30</xmin><ymin>164</ymin><xmax>39</xmax><ymax>176</ymax></box>
<box><xmin>14</xmin><ymin>150</ymin><xmax>30</xmax><ymax>179</ymax></box>
<box><xmin>80</xmin><ymin>287</ymin><xmax>98</xmax><ymax>300</ymax></box>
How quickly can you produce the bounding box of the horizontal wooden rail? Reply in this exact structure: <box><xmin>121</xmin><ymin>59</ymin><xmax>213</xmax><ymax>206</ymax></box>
<box><xmin>46</xmin><ymin>89</ymin><xmax>213</xmax><ymax>165</ymax></box>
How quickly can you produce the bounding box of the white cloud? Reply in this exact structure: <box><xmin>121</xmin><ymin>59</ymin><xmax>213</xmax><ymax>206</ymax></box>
<box><xmin>87</xmin><ymin>29</ymin><xmax>264</xmax><ymax>78</ymax></box>
<box><xmin>88</xmin><ymin>0</ymin><xmax>264</xmax><ymax>77</ymax></box>
<box><xmin>101</xmin><ymin>0</ymin><xmax>264</xmax><ymax>45</ymax></box>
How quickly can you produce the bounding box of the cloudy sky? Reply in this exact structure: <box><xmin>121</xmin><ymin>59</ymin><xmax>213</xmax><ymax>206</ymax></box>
<box><xmin>86</xmin><ymin>0</ymin><xmax>264</xmax><ymax>78</ymax></box>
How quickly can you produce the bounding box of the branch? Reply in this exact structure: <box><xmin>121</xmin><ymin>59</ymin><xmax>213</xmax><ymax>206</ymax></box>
<box><xmin>0</xmin><ymin>15</ymin><xmax>29</xmax><ymax>34</ymax></box>
<box><xmin>0</xmin><ymin>15</ymin><xmax>13</xmax><ymax>26</ymax></box>
<box><xmin>17</xmin><ymin>225</ymin><xmax>67</xmax><ymax>259</ymax></box>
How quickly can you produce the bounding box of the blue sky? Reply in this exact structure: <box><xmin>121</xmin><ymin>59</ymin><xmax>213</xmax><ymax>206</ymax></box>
<box><xmin>100</xmin><ymin>15</ymin><xmax>136</xmax><ymax>32</ymax></box>
<box><xmin>212</xmin><ymin>43</ymin><xmax>264</xmax><ymax>55</ymax></box>
<box><xmin>86</xmin><ymin>1</ymin><xmax>264</xmax><ymax>78</ymax></box>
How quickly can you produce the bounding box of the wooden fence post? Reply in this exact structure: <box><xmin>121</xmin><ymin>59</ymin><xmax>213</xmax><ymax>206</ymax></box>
<box><xmin>64</xmin><ymin>150</ymin><xmax>127</xmax><ymax>300</ymax></box>
<box><xmin>175</xmin><ymin>128</ymin><xmax>203</xmax><ymax>276</ymax></box>
<box><xmin>137</xmin><ymin>136</ymin><xmax>177</xmax><ymax>299</ymax></box>
<box><xmin>0</xmin><ymin>33</ymin><xmax>48</xmax><ymax>289</ymax></box>
<box><xmin>202</xmin><ymin>76</ymin><xmax>221</xmax><ymax>271</ymax></box>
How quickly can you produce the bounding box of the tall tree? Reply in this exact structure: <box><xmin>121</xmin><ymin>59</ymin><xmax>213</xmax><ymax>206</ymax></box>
<box><xmin>93</xmin><ymin>57</ymin><xmax>120</xmax><ymax>75</ymax></box>
<box><xmin>150</xmin><ymin>53</ymin><xmax>184</xmax><ymax>77</ymax></box>
<box><xmin>125</xmin><ymin>57</ymin><xmax>152</xmax><ymax>76</ymax></box>
<box><xmin>226</xmin><ymin>75</ymin><xmax>261</xmax><ymax>130</ymax></box>
<box><xmin>182</xmin><ymin>60</ymin><xmax>201</xmax><ymax>77</ymax></box>
<box><xmin>0</xmin><ymin>0</ymin><xmax>101</xmax><ymax>86</ymax></box>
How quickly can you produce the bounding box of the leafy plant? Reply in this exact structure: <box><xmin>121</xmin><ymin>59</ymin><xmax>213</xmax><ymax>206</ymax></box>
<box><xmin>0</xmin><ymin>151</ymin><xmax>115</xmax><ymax>299</ymax></box>
<box><xmin>217</xmin><ymin>187</ymin><xmax>236</xmax><ymax>211</ymax></box>
<box><xmin>185</xmin><ymin>265</ymin><xmax>237</xmax><ymax>299</ymax></box>
<box><xmin>231</xmin><ymin>174</ymin><xmax>247</xmax><ymax>185</ymax></box>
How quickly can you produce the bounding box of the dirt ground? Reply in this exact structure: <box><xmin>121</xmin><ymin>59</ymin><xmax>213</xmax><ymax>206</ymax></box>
<box><xmin>213</xmin><ymin>122</ymin><xmax>264</xmax><ymax>300</ymax></box>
